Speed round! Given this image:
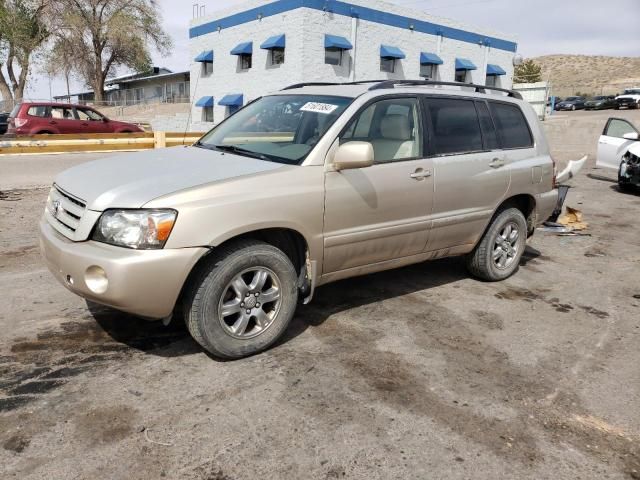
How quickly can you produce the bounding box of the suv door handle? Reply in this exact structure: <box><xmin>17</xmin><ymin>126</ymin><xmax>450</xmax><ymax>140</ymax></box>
<box><xmin>49</xmin><ymin>120</ymin><xmax>57</xmax><ymax>125</ymax></box>
<box><xmin>489</xmin><ymin>158</ymin><xmax>505</xmax><ymax>169</ymax></box>
<box><xmin>410</xmin><ymin>168</ymin><xmax>431</xmax><ymax>180</ymax></box>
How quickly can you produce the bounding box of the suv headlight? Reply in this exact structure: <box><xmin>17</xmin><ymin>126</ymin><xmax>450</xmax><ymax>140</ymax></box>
<box><xmin>92</xmin><ymin>209</ymin><xmax>177</xmax><ymax>249</ymax></box>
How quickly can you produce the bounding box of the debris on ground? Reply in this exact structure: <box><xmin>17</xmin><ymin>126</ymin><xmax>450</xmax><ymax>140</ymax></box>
<box><xmin>557</xmin><ymin>206</ymin><xmax>588</xmax><ymax>230</ymax></box>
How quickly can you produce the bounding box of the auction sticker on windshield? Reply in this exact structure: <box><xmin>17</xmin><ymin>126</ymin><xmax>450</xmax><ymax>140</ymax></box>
<box><xmin>300</xmin><ymin>102</ymin><xmax>339</xmax><ymax>114</ymax></box>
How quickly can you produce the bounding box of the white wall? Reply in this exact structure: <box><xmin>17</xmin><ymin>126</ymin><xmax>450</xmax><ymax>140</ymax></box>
<box><xmin>189</xmin><ymin>0</ymin><xmax>517</xmax><ymax>128</ymax></box>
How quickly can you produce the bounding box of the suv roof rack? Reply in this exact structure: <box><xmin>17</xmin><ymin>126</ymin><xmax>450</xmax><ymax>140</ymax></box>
<box><xmin>281</xmin><ymin>80</ymin><xmax>389</xmax><ymax>91</ymax></box>
<box><xmin>368</xmin><ymin>80</ymin><xmax>522</xmax><ymax>99</ymax></box>
<box><xmin>281</xmin><ymin>79</ymin><xmax>522</xmax><ymax>100</ymax></box>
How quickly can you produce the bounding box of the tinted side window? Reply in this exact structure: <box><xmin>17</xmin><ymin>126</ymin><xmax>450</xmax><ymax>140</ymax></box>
<box><xmin>475</xmin><ymin>101</ymin><xmax>499</xmax><ymax>150</ymax></box>
<box><xmin>489</xmin><ymin>102</ymin><xmax>533</xmax><ymax>149</ymax></box>
<box><xmin>427</xmin><ymin>98</ymin><xmax>483</xmax><ymax>155</ymax></box>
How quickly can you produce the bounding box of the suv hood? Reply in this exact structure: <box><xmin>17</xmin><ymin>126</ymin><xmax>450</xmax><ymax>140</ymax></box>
<box><xmin>54</xmin><ymin>146</ymin><xmax>284</xmax><ymax>211</ymax></box>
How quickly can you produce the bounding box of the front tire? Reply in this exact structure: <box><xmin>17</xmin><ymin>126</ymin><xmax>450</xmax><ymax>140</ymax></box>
<box><xmin>466</xmin><ymin>208</ymin><xmax>527</xmax><ymax>281</ymax></box>
<box><xmin>184</xmin><ymin>240</ymin><xmax>299</xmax><ymax>359</ymax></box>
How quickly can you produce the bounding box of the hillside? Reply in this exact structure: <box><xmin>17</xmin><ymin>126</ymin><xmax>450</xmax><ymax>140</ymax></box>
<box><xmin>529</xmin><ymin>55</ymin><xmax>640</xmax><ymax>97</ymax></box>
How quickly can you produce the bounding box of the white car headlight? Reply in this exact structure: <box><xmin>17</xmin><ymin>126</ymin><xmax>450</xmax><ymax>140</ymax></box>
<box><xmin>92</xmin><ymin>209</ymin><xmax>177</xmax><ymax>249</ymax></box>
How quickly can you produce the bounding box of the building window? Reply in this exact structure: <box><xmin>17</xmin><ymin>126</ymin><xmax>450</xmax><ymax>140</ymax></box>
<box><xmin>380</xmin><ymin>57</ymin><xmax>395</xmax><ymax>73</ymax></box>
<box><xmin>240</xmin><ymin>54</ymin><xmax>252</xmax><ymax>70</ymax></box>
<box><xmin>486</xmin><ymin>75</ymin><xmax>497</xmax><ymax>87</ymax></box>
<box><xmin>325</xmin><ymin>48</ymin><xmax>343</xmax><ymax>66</ymax></box>
<box><xmin>202</xmin><ymin>62</ymin><xmax>213</xmax><ymax>77</ymax></box>
<box><xmin>270</xmin><ymin>49</ymin><xmax>285</xmax><ymax>65</ymax></box>
<box><xmin>420</xmin><ymin>64</ymin><xmax>436</xmax><ymax>79</ymax></box>
<box><xmin>227</xmin><ymin>105</ymin><xmax>241</xmax><ymax>117</ymax></box>
<box><xmin>202</xmin><ymin>106</ymin><xmax>214</xmax><ymax>122</ymax></box>
<box><xmin>455</xmin><ymin>69</ymin><xmax>468</xmax><ymax>83</ymax></box>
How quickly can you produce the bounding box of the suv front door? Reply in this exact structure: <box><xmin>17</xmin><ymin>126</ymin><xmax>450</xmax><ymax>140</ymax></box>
<box><xmin>323</xmin><ymin>96</ymin><xmax>434</xmax><ymax>273</ymax></box>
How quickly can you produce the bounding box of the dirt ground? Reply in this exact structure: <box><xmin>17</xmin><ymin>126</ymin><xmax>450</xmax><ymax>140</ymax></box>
<box><xmin>1</xmin><ymin>109</ymin><xmax>639</xmax><ymax>479</ymax></box>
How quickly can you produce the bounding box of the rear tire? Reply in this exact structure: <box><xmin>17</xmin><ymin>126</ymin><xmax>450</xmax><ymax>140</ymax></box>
<box><xmin>466</xmin><ymin>208</ymin><xmax>527</xmax><ymax>282</ymax></box>
<box><xmin>184</xmin><ymin>239</ymin><xmax>298</xmax><ymax>359</ymax></box>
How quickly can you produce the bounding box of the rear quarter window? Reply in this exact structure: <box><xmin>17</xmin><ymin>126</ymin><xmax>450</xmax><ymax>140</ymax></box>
<box><xmin>489</xmin><ymin>102</ymin><xmax>533</xmax><ymax>149</ymax></box>
<box><xmin>27</xmin><ymin>105</ymin><xmax>49</xmax><ymax>117</ymax></box>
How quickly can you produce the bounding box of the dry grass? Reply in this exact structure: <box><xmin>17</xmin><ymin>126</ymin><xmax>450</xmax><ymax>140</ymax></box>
<box><xmin>531</xmin><ymin>54</ymin><xmax>640</xmax><ymax>97</ymax></box>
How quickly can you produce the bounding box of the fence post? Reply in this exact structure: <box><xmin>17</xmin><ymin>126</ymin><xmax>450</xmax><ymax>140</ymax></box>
<box><xmin>154</xmin><ymin>131</ymin><xmax>166</xmax><ymax>149</ymax></box>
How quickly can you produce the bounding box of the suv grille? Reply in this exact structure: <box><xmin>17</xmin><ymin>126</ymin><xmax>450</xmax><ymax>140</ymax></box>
<box><xmin>45</xmin><ymin>184</ymin><xmax>87</xmax><ymax>237</ymax></box>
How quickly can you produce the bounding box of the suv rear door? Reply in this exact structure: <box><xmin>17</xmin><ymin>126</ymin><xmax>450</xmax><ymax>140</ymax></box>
<box><xmin>596</xmin><ymin>118</ymin><xmax>639</xmax><ymax>170</ymax></box>
<box><xmin>49</xmin><ymin>106</ymin><xmax>78</xmax><ymax>134</ymax></box>
<box><xmin>424</xmin><ymin>97</ymin><xmax>512</xmax><ymax>251</ymax></box>
<box><xmin>323</xmin><ymin>96</ymin><xmax>434</xmax><ymax>273</ymax></box>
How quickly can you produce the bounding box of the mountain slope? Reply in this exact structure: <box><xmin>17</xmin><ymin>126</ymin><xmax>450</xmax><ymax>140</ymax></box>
<box><xmin>529</xmin><ymin>55</ymin><xmax>640</xmax><ymax>97</ymax></box>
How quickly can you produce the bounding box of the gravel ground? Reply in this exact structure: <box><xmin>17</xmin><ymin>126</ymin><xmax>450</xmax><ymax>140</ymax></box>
<box><xmin>0</xmin><ymin>109</ymin><xmax>639</xmax><ymax>479</ymax></box>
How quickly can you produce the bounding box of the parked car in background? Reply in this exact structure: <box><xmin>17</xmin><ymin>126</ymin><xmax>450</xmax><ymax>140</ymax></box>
<box><xmin>585</xmin><ymin>95</ymin><xmax>616</xmax><ymax>110</ymax></box>
<box><xmin>0</xmin><ymin>112</ymin><xmax>8</xmax><ymax>135</ymax></box>
<box><xmin>596</xmin><ymin>117</ymin><xmax>640</xmax><ymax>191</ymax></box>
<box><xmin>555</xmin><ymin>96</ymin><xmax>587</xmax><ymax>111</ymax></box>
<box><xmin>40</xmin><ymin>80</ymin><xmax>559</xmax><ymax>359</ymax></box>
<box><xmin>615</xmin><ymin>88</ymin><xmax>640</xmax><ymax>110</ymax></box>
<box><xmin>6</xmin><ymin>102</ymin><xmax>143</xmax><ymax>135</ymax></box>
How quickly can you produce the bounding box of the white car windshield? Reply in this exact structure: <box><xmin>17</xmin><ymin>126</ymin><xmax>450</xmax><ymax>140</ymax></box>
<box><xmin>197</xmin><ymin>94</ymin><xmax>353</xmax><ymax>165</ymax></box>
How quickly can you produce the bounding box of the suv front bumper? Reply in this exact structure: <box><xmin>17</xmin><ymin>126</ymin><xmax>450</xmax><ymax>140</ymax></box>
<box><xmin>39</xmin><ymin>218</ymin><xmax>207</xmax><ymax>319</ymax></box>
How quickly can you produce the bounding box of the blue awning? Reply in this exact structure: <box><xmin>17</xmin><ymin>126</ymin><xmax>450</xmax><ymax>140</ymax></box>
<box><xmin>194</xmin><ymin>50</ymin><xmax>213</xmax><ymax>62</ymax></box>
<box><xmin>486</xmin><ymin>64</ymin><xmax>506</xmax><ymax>75</ymax></box>
<box><xmin>231</xmin><ymin>41</ymin><xmax>253</xmax><ymax>55</ymax></box>
<box><xmin>420</xmin><ymin>52</ymin><xmax>443</xmax><ymax>65</ymax></box>
<box><xmin>195</xmin><ymin>96</ymin><xmax>214</xmax><ymax>107</ymax></box>
<box><xmin>261</xmin><ymin>34</ymin><xmax>285</xmax><ymax>50</ymax></box>
<box><xmin>455</xmin><ymin>58</ymin><xmax>477</xmax><ymax>70</ymax></box>
<box><xmin>324</xmin><ymin>34</ymin><xmax>353</xmax><ymax>50</ymax></box>
<box><xmin>219</xmin><ymin>94</ymin><xmax>244</xmax><ymax>107</ymax></box>
<box><xmin>380</xmin><ymin>45</ymin><xmax>405</xmax><ymax>59</ymax></box>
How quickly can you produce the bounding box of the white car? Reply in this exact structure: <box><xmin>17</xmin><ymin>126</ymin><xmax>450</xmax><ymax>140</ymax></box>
<box><xmin>596</xmin><ymin>117</ymin><xmax>640</xmax><ymax>190</ymax></box>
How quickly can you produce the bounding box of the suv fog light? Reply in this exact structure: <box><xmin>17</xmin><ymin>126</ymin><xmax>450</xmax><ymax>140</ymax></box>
<box><xmin>66</xmin><ymin>275</ymin><xmax>74</xmax><ymax>286</ymax></box>
<box><xmin>85</xmin><ymin>266</ymin><xmax>108</xmax><ymax>294</ymax></box>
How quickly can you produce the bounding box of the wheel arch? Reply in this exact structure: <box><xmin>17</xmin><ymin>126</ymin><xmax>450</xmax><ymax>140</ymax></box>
<box><xmin>176</xmin><ymin>227</ymin><xmax>311</xmax><ymax>315</ymax></box>
<box><xmin>473</xmin><ymin>193</ymin><xmax>537</xmax><ymax>250</ymax></box>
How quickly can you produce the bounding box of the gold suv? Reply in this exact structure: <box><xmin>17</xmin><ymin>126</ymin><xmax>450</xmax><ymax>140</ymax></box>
<box><xmin>40</xmin><ymin>80</ymin><xmax>558</xmax><ymax>359</ymax></box>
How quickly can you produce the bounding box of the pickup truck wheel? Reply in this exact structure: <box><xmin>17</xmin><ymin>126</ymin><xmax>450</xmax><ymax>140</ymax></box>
<box><xmin>184</xmin><ymin>240</ymin><xmax>298</xmax><ymax>359</ymax></box>
<box><xmin>466</xmin><ymin>208</ymin><xmax>527</xmax><ymax>281</ymax></box>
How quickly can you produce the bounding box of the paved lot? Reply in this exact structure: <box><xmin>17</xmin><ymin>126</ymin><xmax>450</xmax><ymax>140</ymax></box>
<box><xmin>1</xmin><ymin>109</ymin><xmax>639</xmax><ymax>479</ymax></box>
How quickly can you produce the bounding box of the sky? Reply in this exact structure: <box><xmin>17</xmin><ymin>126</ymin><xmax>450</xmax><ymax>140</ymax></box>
<box><xmin>27</xmin><ymin>0</ymin><xmax>640</xmax><ymax>100</ymax></box>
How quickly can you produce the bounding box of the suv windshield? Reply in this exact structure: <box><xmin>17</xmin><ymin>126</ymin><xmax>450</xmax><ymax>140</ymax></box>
<box><xmin>623</xmin><ymin>89</ymin><xmax>640</xmax><ymax>95</ymax></box>
<box><xmin>197</xmin><ymin>95</ymin><xmax>353</xmax><ymax>165</ymax></box>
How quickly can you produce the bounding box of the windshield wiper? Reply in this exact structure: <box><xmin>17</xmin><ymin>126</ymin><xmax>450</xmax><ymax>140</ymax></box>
<box><xmin>213</xmin><ymin>144</ymin><xmax>271</xmax><ymax>161</ymax></box>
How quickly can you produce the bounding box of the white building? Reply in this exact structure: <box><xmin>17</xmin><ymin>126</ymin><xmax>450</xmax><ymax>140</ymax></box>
<box><xmin>189</xmin><ymin>0</ymin><xmax>518</xmax><ymax>129</ymax></box>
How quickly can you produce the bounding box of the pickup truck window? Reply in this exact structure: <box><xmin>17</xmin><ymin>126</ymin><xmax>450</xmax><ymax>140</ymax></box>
<box><xmin>197</xmin><ymin>94</ymin><xmax>353</xmax><ymax>165</ymax></box>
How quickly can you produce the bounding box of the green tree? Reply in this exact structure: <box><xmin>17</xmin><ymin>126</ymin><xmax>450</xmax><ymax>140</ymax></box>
<box><xmin>50</xmin><ymin>0</ymin><xmax>172</xmax><ymax>102</ymax></box>
<box><xmin>0</xmin><ymin>0</ymin><xmax>49</xmax><ymax>109</ymax></box>
<box><xmin>513</xmin><ymin>59</ymin><xmax>542</xmax><ymax>84</ymax></box>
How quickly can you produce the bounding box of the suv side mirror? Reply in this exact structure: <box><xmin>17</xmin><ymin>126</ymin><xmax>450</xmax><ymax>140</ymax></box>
<box><xmin>623</xmin><ymin>132</ymin><xmax>639</xmax><ymax>141</ymax></box>
<box><xmin>333</xmin><ymin>141</ymin><xmax>374</xmax><ymax>171</ymax></box>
